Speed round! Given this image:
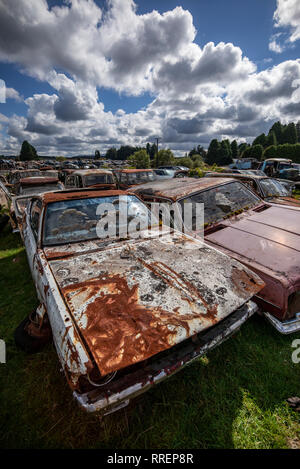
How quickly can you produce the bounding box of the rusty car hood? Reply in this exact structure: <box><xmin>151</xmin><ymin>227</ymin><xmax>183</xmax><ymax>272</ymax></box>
<box><xmin>46</xmin><ymin>231</ymin><xmax>263</xmax><ymax>375</ymax></box>
<box><xmin>206</xmin><ymin>205</ymin><xmax>300</xmax><ymax>285</ymax></box>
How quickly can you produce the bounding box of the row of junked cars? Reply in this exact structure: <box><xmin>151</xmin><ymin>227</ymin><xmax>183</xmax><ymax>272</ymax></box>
<box><xmin>0</xmin><ymin>162</ymin><xmax>300</xmax><ymax>416</ymax></box>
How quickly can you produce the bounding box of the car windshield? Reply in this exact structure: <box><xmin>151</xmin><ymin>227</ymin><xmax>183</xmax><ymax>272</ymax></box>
<box><xmin>179</xmin><ymin>181</ymin><xmax>261</xmax><ymax>226</ymax></box>
<box><xmin>278</xmin><ymin>163</ymin><xmax>292</xmax><ymax>169</ymax></box>
<box><xmin>126</xmin><ymin>171</ymin><xmax>156</xmax><ymax>184</ymax></box>
<box><xmin>43</xmin><ymin>195</ymin><xmax>157</xmax><ymax>246</ymax></box>
<box><xmin>259</xmin><ymin>178</ymin><xmax>290</xmax><ymax>197</ymax></box>
<box><xmin>84</xmin><ymin>174</ymin><xmax>114</xmax><ymax>185</ymax></box>
<box><xmin>21</xmin><ymin>183</ymin><xmax>62</xmax><ymax>195</ymax></box>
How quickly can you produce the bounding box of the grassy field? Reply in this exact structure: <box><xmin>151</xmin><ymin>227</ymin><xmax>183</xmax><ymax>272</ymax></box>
<box><xmin>0</xmin><ymin>223</ymin><xmax>299</xmax><ymax>449</ymax></box>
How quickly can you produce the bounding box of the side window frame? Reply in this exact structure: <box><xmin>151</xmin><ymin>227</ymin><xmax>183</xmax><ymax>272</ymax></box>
<box><xmin>30</xmin><ymin>199</ymin><xmax>43</xmax><ymax>241</ymax></box>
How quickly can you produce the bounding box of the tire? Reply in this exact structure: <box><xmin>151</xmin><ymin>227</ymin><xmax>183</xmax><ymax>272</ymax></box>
<box><xmin>0</xmin><ymin>214</ymin><xmax>9</xmax><ymax>232</ymax></box>
<box><xmin>14</xmin><ymin>314</ymin><xmax>52</xmax><ymax>353</ymax></box>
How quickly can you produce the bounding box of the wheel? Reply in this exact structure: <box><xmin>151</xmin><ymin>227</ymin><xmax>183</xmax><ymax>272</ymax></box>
<box><xmin>0</xmin><ymin>214</ymin><xmax>9</xmax><ymax>232</ymax></box>
<box><xmin>14</xmin><ymin>313</ymin><xmax>52</xmax><ymax>353</ymax></box>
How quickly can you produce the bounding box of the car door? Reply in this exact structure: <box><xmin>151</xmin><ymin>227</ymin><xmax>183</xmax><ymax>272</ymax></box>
<box><xmin>23</xmin><ymin>199</ymin><xmax>46</xmax><ymax>303</ymax></box>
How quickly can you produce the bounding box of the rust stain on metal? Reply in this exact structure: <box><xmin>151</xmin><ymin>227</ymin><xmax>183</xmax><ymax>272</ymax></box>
<box><xmin>136</xmin><ymin>258</ymin><xmax>219</xmax><ymax>322</ymax></box>
<box><xmin>131</xmin><ymin>177</ymin><xmax>235</xmax><ymax>201</ymax></box>
<box><xmin>44</xmin><ymin>250</ymin><xmax>73</xmax><ymax>260</ymax></box>
<box><xmin>231</xmin><ymin>265</ymin><xmax>263</xmax><ymax>297</ymax></box>
<box><xmin>42</xmin><ymin>189</ymin><xmax>128</xmax><ymax>205</ymax></box>
<box><xmin>61</xmin><ymin>274</ymin><xmax>207</xmax><ymax>376</ymax></box>
<box><xmin>19</xmin><ymin>177</ymin><xmax>59</xmax><ymax>186</ymax></box>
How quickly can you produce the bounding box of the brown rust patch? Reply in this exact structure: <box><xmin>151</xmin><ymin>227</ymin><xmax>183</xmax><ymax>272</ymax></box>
<box><xmin>19</xmin><ymin>177</ymin><xmax>59</xmax><ymax>186</ymax></box>
<box><xmin>62</xmin><ymin>274</ymin><xmax>207</xmax><ymax>376</ymax></box>
<box><xmin>42</xmin><ymin>189</ymin><xmax>126</xmax><ymax>205</ymax></box>
<box><xmin>44</xmin><ymin>250</ymin><xmax>73</xmax><ymax>260</ymax></box>
<box><xmin>231</xmin><ymin>265</ymin><xmax>264</xmax><ymax>297</ymax></box>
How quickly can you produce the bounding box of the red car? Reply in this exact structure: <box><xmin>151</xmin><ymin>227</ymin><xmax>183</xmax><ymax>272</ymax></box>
<box><xmin>131</xmin><ymin>177</ymin><xmax>300</xmax><ymax>334</ymax></box>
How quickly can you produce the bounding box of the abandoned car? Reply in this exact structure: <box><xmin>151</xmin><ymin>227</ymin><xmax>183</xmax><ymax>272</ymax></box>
<box><xmin>64</xmin><ymin>169</ymin><xmax>117</xmax><ymax>190</ymax></box>
<box><xmin>259</xmin><ymin>158</ymin><xmax>300</xmax><ymax>181</ymax></box>
<box><xmin>0</xmin><ymin>176</ymin><xmax>63</xmax><ymax>232</ymax></box>
<box><xmin>130</xmin><ymin>177</ymin><xmax>300</xmax><ymax>334</ymax></box>
<box><xmin>205</xmin><ymin>173</ymin><xmax>300</xmax><ymax>208</ymax></box>
<box><xmin>114</xmin><ymin>169</ymin><xmax>157</xmax><ymax>190</ymax></box>
<box><xmin>16</xmin><ymin>189</ymin><xmax>264</xmax><ymax>414</ymax></box>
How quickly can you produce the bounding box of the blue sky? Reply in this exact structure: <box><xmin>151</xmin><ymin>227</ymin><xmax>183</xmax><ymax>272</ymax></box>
<box><xmin>0</xmin><ymin>0</ymin><xmax>299</xmax><ymax>155</ymax></box>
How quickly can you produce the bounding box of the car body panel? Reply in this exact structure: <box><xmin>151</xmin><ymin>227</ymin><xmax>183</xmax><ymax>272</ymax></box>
<box><xmin>47</xmin><ymin>230</ymin><xmax>263</xmax><ymax>376</ymax></box>
<box><xmin>205</xmin><ymin>172</ymin><xmax>300</xmax><ymax>207</ymax></box>
<box><xmin>20</xmin><ymin>189</ymin><xmax>264</xmax><ymax>411</ymax></box>
<box><xmin>130</xmin><ymin>178</ymin><xmax>300</xmax><ymax>330</ymax></box>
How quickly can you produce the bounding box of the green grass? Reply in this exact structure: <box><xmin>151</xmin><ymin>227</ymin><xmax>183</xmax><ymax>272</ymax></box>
<box><xmin>0</xmin><ymin>224</ymin><xmax>299</xmax><ymax>449</ymax></box>
<box><xmin>293</xmin><ymin>189</ymin><xmax>300</xmax><ymax>200</ymax></box>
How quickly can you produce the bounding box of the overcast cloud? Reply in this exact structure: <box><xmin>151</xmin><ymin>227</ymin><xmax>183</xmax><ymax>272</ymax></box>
<box><xmin>0</xmin><ymin>0</ymin><xmax>299</xmax><ymax>155</ymax></box>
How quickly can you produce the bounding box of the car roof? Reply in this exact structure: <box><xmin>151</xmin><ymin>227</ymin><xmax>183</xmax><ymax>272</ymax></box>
<box><xmin>39</xmin><ymin>189</ymin><xmax>134</xmax><ymax>205</ymax></box>
<box><xmin>19</xmin><ymin>177</ymin><xmax>59</xmax><ymax>186</ymax></box>
<box><xmin>130</xmin><ymin>177</ymin><xmax>236</xmax><ymax>201</ymax></box>
<box><xmin>264</xmin><ymin>158</ymin><xmax>292</xmax><ymax>162</ymax></box>
<box><xmin>71</xmin><ymin>169</ymin><xmax>113</xmax><ymax>176</ymax></box>
<box><xmin>206</xmin><ymin>172</ymin><xmax>268</xmax><ymax>181</ymax></box>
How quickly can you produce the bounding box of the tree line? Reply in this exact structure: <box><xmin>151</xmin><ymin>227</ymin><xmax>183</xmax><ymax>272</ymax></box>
<box><xmin>205</xmin><ymin>120</ymin><xmax>300</xmax><ymax>165</ymax></box>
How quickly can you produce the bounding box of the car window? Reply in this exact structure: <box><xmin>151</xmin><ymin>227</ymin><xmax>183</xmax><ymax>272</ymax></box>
<box><xmin>127</xmin><ymin>172</ymin><xmax>156</xmax><ymax>184</ymax></box>
<box><xmin>179</xmin><ymin>181</ymin><xmax>261</xmax><ymax>227</ymax></box>
<box><xmin>259</xmin><ymin>178</ymin><xmax>290</xmax><ymax>197</ymax></box>
<box><xmin>84</xmin><ymin>174</ymin><xmax>114</xmax><ymax>186</ymax></box>
<box><xmin>43</xmin><ymin>195</ymin><xmax>158</xmax><ymax>246</ymax></box>
<box><xmin>66</xmin><ymin>175</ymin><xmax>75</xmax><ymax>186</ymax></box>
<box><xmin>30</xmin><ymin>200</ymin><xmax>42</xmax><ymax>239</ymax></box>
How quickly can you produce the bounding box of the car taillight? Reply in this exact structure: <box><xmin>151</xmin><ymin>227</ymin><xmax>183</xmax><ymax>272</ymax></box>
<box><xmin>288</xmin><ymin>291</ymin><xmax>300</xmax><ymax>316</ymax></box>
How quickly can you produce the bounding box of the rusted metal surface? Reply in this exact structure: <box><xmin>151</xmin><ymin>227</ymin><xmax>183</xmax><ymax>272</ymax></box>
<box><xmin>134</xmin><ymin>179</ymin><xmax>300</xmax><ymax>330</ymax></box>
<box><xmin>42</xmin><ymin>189</ymin><xmax>126</xmax><ymax>205</ymax></box>
<box><xmin>72</xmin><ymin>169</ymin><xmax>114</xmax><ymax>176</ymax></box>
<box><xmin>49</xmin><ymin>231</ymin><xmax>263</xmax><ymax>375</ymax></box>
<box><xmin>75</xmin><ymin>300</ymin><xmax>258</xmax><ymax>414</ymax></box>
<box><xmin>130</xmin><ymin>177</ymin><xmax>235</xmax><ymax>201</ymax></box>
<box><xmin>21</xmin><ymin>189</ymin><xmax>265</xmax><ymax>410</ymax></box>
<box><xmin>19</xmin><ymin>177</ymin><xmax>59</xmax><ymax>186</ymax></box>
<box><xmin>206</xmin><ymin>172</ymin><xmax>300</xmax><ymax>208</ymax></box>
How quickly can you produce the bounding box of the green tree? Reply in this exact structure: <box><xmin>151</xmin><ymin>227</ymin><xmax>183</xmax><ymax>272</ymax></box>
<box><xmin>105</xmin><ymin>147</ymin><xmax>117</xmax><ymax>160</ymax></box>
<box><xmin>94</xmin><ymin>150</ymin><xmax>101</xmax><ymax>159</ymax></box>
<box><xmin>175</xmin><ymin>157</ymin><xmax>194</xmax><ymax>168</ymax></box>
<box><xmin>206</xmin><ymin>139</ymin><xmax>220</xmax><ymax>165</ymax></box>
<box><xmin>146</xmin><ymin>143</ymin><xmax>157</xmax><ymax>159</ymax></box>
<box><xmin>263</xmin><ymin>145</ymin><xmax>277</xmax><ymax>159</ymax></box>
<box><xmin>117</xmin><ymin>145</ymin><xmax>140</xmax><ymax>160</ymax></box>
<box><xmin>269</xmin><ymin>121</ymin><xmax>283</xmax><ymax>144</ymax></box>
<box><xmin>252</xmin><ymin>133</ymin><xmax>267</xmax><ymax>148</ymax></box>
<box><xmin>128</xmin><ymin>149</ymin><xmax>150</xmax><ymax>169</ymax></box>
<box><xmin>266</xmin><ymin>131</ymin><xmax>277</xmax><ymax>147</ymax></box>
<box><xmin>217</xmin><ymin>140</ymin><xmax>233</xmax><ymax>165</ymax></box>
<box><xmin>282</xmin><ymin>123</ymin><xmax>297</xmax><ymax>144</ymax></box>
<box><xmin>153</xmin><ymin>149</ymin><xmax>174</xmax><ymax>168</ymax></box>
<box><xmin>296</xmin><ymin>121</ymin><xmax>300</xmax><ymax>143</ymax></box>
<box><xmin>238</xmin><ymin>142</ymin><xmax>249</xmax><ymax>156</ymax></box>
<box><xmin>19</xmin><ymin>140</ymin><xmax>38</xmax><ymax>161</ymax></box>
<box><xmin>230</xmin><ymin>140</ymin><xmax>238</xmax><ymax>159</ymax></box>
<box><xmin>250</xmin><ymin>144</ymin><xmax>263</xmax><ymax>160</ymax></box>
